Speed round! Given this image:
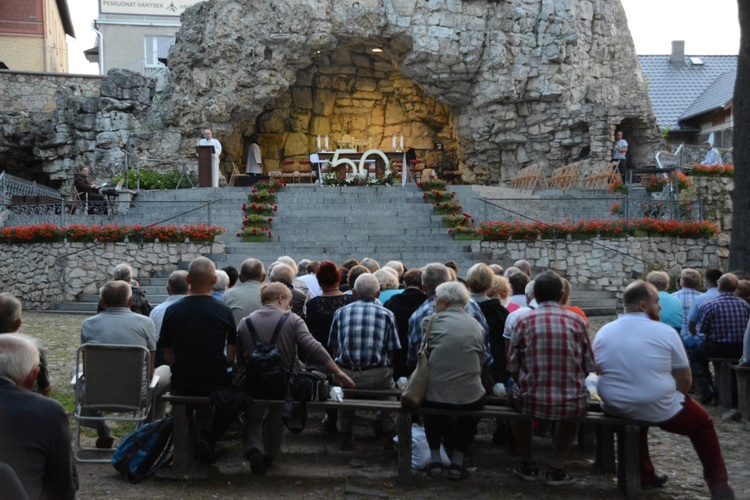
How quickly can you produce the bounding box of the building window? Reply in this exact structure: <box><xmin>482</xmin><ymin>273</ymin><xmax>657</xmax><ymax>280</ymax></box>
<box><xmin>144</xmin><ymin>36</ymin><xmax>175</xmax><ymax>67</ymax></box>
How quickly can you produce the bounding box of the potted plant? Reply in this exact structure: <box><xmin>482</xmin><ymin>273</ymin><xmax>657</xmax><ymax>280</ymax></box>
<box><xmin>433</xmin><ymin>200</ymin><xmax>462</xmax><ymax>215</ymax></box>
<box><xmin>238</xmin><ymin>226</ymin><xmax>272</xmax><ymax>242</ymax></box>
<box><xmin>449</xmin><ymin>226</ymin><xmax>481</xmax><ymax>240</ymax></box>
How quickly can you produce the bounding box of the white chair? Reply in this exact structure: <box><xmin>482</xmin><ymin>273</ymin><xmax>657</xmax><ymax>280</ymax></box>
<box><xmin>73</xmin><ymin>343</ymin><xmax>158</xmax><ymax>463</ymax></box>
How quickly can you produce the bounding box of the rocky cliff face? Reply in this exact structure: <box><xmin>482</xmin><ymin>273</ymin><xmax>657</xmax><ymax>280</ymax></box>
<box><xmin>166</xmin><ymin>0</ymin><xmax>660</xmax><ymax>182</ymax></box>
<box><xmin>0</xmin><ymin>0</ymin><xmax>660</xmax><ymax>187</ymax></box>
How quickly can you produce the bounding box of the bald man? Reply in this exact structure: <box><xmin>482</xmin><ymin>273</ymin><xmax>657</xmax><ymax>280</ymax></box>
<box><xmin>159</xmin><ymin>257</ymin><xmax>237</xmax><ymax>463</ymax></box>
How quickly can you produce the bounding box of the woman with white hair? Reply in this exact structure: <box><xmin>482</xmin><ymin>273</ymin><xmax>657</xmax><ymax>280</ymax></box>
<box><xmin>422</xmin><ymin>281</ymin><xmax>485</xmax><ymax>480</ymax></box>
<box><xmin>98</xmin><ymin>263</ymin><xmax>152</xmax><ymax>315</ymax></box>
<box><xmin>375</xmin><ymin>268</ymin><xmax>402</xmax><ymax>303</ymax></box>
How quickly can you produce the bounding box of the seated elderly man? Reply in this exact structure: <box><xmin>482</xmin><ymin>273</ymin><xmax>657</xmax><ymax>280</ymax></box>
<box><xmin>329</xmin><ymin>273</ymin><xmax>400</xmax><ymax>450</ymax></box>
<box><xmin>80</xmin><ymin>281</ymin><xmax>171</xmax><ymax>446</ymax></box>
<box><xmin>0</xmin><ymin>333</ymin><xmax>77</xmax><ymax>499</ymax></box>
<box><xmin>235</xmin><ymin>283</ymin><xmax>354</xmax><ymax>474</ymax></box>
<box><xmin>211</xmin><ymin>269</ymin><xmax>230</xmax><ymax>300</ymax></box>
<box><xmin>98</xmin><ymin>263</ymin><xmax>152</xmax><ymax>316</ymax></box>
<box><xmin>0</xmin><ymin>293</ymin><xmax>51</xmax><ymax>396</ymax></box>
<box><xmin>593</xmin><ymin>281</ymin><xmax>734</xmax><ymax>498</ymax></box>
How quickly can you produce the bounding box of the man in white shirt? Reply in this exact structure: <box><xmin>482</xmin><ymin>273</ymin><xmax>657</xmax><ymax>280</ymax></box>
<box><xmin>593</xmin><ymin>281</ymin><xmax>734</xmax><ymax>497</ymax></box>
<box><xmin>612</xmin><ymin>130</ymin><xmax>628</xmax><ymax>181</ymax></box>
<box><xmin>702</xmin><ymin>141</ymin><xmax>722</xmax><ymax>166</ymax></box>
<box><xmin>197</xmin><ymin>129</ymin><xmax>222</xmax><ymax>187</ymax></box>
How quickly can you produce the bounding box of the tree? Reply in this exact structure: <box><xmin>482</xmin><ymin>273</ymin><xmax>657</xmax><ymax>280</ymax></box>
<box><xmin>728</xmin><ymin>2</ymin><xmax>750</xmax><ymax>273</ymax></box>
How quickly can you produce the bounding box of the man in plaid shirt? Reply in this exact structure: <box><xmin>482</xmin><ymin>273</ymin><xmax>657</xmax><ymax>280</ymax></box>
<box><xmin>329</xmin><ymin>273</ymin><xmax>400</xmax><ymax>450</ymax></box>
<box><xmin>691</xmin><ymin>273</ymin><xmax>750</xmax><ymax>404</ymax></box>
<box><xmin>507</xmin><ymin>271</ymin><xmax>595</xmax><ymax>486</ymax></box>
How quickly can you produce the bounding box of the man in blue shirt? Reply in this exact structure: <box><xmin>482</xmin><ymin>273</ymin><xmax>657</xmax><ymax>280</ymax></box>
<box><xmin>687</xmin><ymin>269</ymin><xmax>723</xmax><ymax>350</ymax></box>
<box><xmin>691</xmin><ymin>273</ymin><xmax>750</xmax><ymax>404</ymax></box>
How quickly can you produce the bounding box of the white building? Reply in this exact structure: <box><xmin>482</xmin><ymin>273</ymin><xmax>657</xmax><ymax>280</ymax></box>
<box><xmin>86</xmin><ymin>0</ymin><xmax>201</xmax><ymax>76</ymax></box>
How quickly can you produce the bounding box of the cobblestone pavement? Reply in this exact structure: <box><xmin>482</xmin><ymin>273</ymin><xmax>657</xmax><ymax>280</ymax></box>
<box><xmin>19</xmin><ymin>311</ymin><xmax>750</xmax><ymax>499</ymax></box>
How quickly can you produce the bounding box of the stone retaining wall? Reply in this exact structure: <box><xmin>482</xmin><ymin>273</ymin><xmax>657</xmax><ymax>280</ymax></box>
<box><xmin>692</xmin><ymin>176</ymin><xmax>733</xmax><ymax>267</ymax></box>
<box><xmin>476</xmin><ymin>236</ymin><xmax>719</xmax><ymax>293</ymax></box>
<box><xmin>0</xmin><ymin>241</ymin><xmax>225</xmax><ymax>310</ymax></box>
<box><xmin>0</xmin><ymin>71</ymin><xmax>102</xmax><ymax>113</ymax></box>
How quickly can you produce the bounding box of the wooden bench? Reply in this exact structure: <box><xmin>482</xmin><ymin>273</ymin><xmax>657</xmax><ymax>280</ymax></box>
<box><xmin>709</xmin><ymin>357</ymin><xmax>738</xmax><ymax>409</ymax></box>
<box><xmin>732</xmin><ymin>365</ymin><xmax>750</xmax><ymax>422</ymax></box>
<box><xmin>161</xmin><ymin>393</ymin><xmax>646</xmax><ymax>497</ymax></box>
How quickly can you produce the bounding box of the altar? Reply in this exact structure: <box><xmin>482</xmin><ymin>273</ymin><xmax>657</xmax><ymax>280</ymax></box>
<box><xmin>312</xmin><ymin>149</ymin><xmax>410</xmax><ymax>186</ymax></box>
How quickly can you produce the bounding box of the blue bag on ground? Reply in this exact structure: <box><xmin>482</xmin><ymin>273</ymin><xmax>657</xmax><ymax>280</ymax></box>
<box><xmin>112</xmin><ymin>417</ymin><xmax>173</xmax><ymax>483</ymax></box>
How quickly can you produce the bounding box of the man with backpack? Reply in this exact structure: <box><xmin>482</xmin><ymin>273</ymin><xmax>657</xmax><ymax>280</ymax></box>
<box><xmin>235</xmin><ymin>282</ymin><xmax>354</xmax><ymax>474</ymax></box>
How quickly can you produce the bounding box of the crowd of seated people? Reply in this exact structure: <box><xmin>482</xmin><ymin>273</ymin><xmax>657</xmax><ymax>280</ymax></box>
<box><xmin>3</xmin><ymin>255</ymin><xmax>745</xmax><ymax>499</ymax></box>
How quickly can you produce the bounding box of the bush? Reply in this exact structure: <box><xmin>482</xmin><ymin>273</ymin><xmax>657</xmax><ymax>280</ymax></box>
<box><xmin>113</xmin><ymin>168</ymin><xmax>197</xmax><ymax>190</ymax></box>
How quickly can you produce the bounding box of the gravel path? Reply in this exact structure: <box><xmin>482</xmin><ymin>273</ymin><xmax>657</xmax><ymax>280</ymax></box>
<box><xmin>19</xmin><ymin>311</ymin><xmax>750</xmax><ymax>499</ymax></box>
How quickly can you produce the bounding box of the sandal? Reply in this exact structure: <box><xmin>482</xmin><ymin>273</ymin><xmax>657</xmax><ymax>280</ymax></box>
<box><xmin>447</xmin><ymin>463</ymin><xmax>469</xmax><ymax>481</ymax></box>
<box><xmin>426</xmin><ymin>461</ymin><xmax>443</xmax><ymax>477</ymax></box>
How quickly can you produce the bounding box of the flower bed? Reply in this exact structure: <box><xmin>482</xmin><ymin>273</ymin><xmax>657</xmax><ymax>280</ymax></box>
<box><xmin>243</xmin><ymin>202</ymin><xmax>278</xmax><ymax>216</ymax></box>
<box><xmin>0</xmin><ymin>224</ymin><xmax>225</xmax><ymax>244</ymax></box>
<box><xmin>477</xmin><ymin>218</ymin><xmax>718</xmax><ymax>240</ymax></box>
<box><xmin>239</xmin><ymin>226</ymin><xmax>272</xmax><ymax>242</ymax></box>
<box><xmin>433</xmin><ymin>200</ymin><xmax>462</xmax><ymax>215</ymax></box>
<box><xmin>423</xmin><ymin>189</ymin><xmax>455</xmax><ymax>203</ymax></box>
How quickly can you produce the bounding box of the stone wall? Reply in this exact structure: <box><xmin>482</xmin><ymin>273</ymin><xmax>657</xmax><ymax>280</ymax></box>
<box><xmin>476</xmin><ymin>236</ymin><xmax>719</xmax><ymax>293</ymax></box>
<box><xmin>0</xmin><ymin>71</ymin><xmax>102</xmax><ymax>113</ymax></box>
<box><xmin>0</xmin><ymin>241</ymin><xmax>225</xmax><ymax>310</ymax></box>
<box><xmin>251</xmin><ymin>50</ymin><xmax>458</xmax><ymax>173</ymax></box>
<box><xmin>692</xmin><ymin>177</ymin><xmax>733</xmax><ymax>268</ymax></box>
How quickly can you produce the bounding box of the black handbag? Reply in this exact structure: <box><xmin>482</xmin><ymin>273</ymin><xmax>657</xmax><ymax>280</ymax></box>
<box><xmin>283</xmin><ymin>370</ymin><xmax>330</xmax><ymax>434</ymax></box>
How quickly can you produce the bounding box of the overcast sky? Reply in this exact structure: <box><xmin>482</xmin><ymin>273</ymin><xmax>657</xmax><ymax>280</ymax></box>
<box><xmin>66</xmin><ymin>0</ymin><xmax>741</xmax><ymax>74</ymax></box>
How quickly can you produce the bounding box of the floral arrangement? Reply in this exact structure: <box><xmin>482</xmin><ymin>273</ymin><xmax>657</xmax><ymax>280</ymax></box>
<box><xmin>442</xmin><ymin>213</ymin><xmax>474</xmax><ymax>227</ymax></box>
<box><xmin>423</xmin><ymin>189</ymin><xmax>455</xmax><ymax>202</ymax></box>
<box><xmin>609</xmin><ymin>179</ymin><xmax>628</xmax><ymax>195</ymax></box>
<box><xmin>690</xmin><ymin>164</ymin><xmax>734</xmax><ymax>178</ymax></box>
<box><xmin>417</xmin><ymin>178</ymin><xmax>447</xmax><ymax>191</ymax></box>
<box><xmin>642</xmin><ymin>172</ymin><xmax>692</xmax><ymax>194</ymax></box>
<box><xmin>448</xmin><ymin>226</ymin><xmax>480</xmax><ymax>238</ymax></box>
<box><xmin>0</xmin><ymin>224</ymin><xmax>224</xmax><ymax>244</ymax></box>
<box><xmin>642</xmin><ymin>175</ymin><xmax>668</xmax><ymax>194</ymax></box>
<box><xmin>243</xmin><ymin>202</ymin><xmax>278</xmax><ymax>215</ymax></box>
<box><xmin>238</xmin><ymin>226</ymin><xmax>272</xmax><ymax>238</ymax></box>
<box><xmin>253</xmin><ymin>178</ymin><xmax>286</xmax><ymax>191</ymax></box>
<box><xmin>248</xmin><ymin>188</ymin><xmax>277</xmax><ymax>204</ymax></box>
<box><xmin>433</xmin><ymin>200</ymin><xmax>462</xmax><ymax>214</ymax></box>
<box><xmin>242</xmin><ymin>214</ymin><xmax>272</xmax><ymax>227</ymax></box>
<box><xmin>322</xmin><ymin>172</ymin><xmax>399</xmax><ymax>186</ymax></box>
<box><xmin>610</xmin><ymin>203</ymin><xmax>623</xmax><ymax>216</ymax></box>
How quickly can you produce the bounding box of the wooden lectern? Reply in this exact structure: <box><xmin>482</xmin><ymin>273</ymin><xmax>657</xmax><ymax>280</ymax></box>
<box><xmin>195</xmin><ymin>145</ymin><xmax>215</xmax><ymax>187</ymax></box>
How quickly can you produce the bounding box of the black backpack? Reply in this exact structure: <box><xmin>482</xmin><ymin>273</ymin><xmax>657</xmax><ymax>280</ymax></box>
<box><xmin>112</xmin><ymin>417</ymin><xmax>173</xmax><ymax>483</ymax></box>
<box><xmin>244</xmin><ymin>312</ymin><xmax>290</xmax><ymax>399</ymax></box>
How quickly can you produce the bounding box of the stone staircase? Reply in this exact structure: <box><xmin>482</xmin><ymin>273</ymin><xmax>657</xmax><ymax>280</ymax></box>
<box><xmin>22</xmin><ymin>183</ymin><xmax>617</xmax><ymax>315</ymax></box>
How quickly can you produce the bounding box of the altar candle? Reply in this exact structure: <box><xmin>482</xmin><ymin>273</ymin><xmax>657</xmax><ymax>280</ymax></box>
<box><xmin>399</xmin><ymin>134</ymin><xmax>404</xmax><ymax>151</ymax></box>
<box><xmin>317</xmin><ymin>135</ymin><xmax>321</xmax><ymax>150</ymax></box>
<box><xmin>324</xmin><ymin>135</ymin><xmax>329</xmax><ymax>150</ymax></box>
<box><xmin>392</xmin><ymin>134</ymin><xmax>397</xmax><ymax>151</ymax></box>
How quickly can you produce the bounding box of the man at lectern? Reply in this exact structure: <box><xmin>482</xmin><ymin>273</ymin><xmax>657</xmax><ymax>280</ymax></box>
<box><xmin>197</xmin><ymin>129</ymin><xmax>222</xmax><ymax>187</ymax></box>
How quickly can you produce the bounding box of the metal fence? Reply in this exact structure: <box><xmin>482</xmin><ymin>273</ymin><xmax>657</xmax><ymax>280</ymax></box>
<box><xmin>478</xmin><ymin>196</ymin><xmax>703</xmax><ymax>225</ymax></box>
<box><xmin>2</xmin><ymin>198</ymin><xmax>224</xmax><ymax>229</ymax></box>
<box><xmin>656</xmin><ymin>144</ymin><xmax>733</xmax><ymax>170</ymax></box>
<box><xmin>0</xmin><ymin>171</ymin><xmax>62</xmax><ymax>206</ymax></box>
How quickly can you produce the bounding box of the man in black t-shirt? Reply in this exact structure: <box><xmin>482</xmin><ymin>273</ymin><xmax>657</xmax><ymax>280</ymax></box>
<box><xmin>159</xmin><ymin>257</ymin><xmax>237</xmax><ymax>463</ymax></box>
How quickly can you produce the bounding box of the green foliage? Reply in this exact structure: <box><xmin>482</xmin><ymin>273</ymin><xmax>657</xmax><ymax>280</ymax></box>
<box><xmin>112</xmin><ymin>168</ymin><xmax>196</xmax><ymax>190</ymax></box>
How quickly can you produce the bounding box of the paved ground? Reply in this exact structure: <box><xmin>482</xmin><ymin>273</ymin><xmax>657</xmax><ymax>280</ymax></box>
<box><xmin>21</xmin><ymin>311</ymin><xmax>750</xmax><ymax>499</ymax></box>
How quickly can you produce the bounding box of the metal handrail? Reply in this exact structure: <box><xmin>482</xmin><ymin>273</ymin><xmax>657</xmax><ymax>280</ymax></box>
<box><xmin>0</xmin><ymin>171</ymin><xmax>61</xmax><ymax>206</ymax></box>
